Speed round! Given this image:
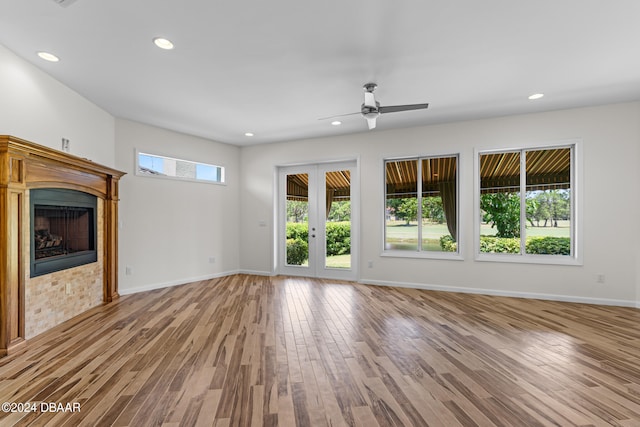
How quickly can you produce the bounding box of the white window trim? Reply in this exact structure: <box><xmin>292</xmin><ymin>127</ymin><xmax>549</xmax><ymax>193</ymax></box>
<box><xmin>473</xmin><ymin>140</ymin><xmax>583</xmax><ymax>266</ymax></box>
<box><xmin>382</xmin><ymin>153</ymin><xmax>462</xmax><ymax>260</ymax></box>
<box><xmin>135</xmin><ymin>149</ymin><xmax>226</xmax><ymax>185</ymax></box>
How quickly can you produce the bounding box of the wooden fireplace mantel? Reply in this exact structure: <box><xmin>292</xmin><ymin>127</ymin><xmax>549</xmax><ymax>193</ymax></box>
<box><xmin>0</xmin><ymin>135</ymin><xmax>125</xmax><ymax>356</ymax></box>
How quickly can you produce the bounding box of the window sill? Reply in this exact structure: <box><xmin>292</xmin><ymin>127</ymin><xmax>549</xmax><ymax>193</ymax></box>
<box><xmin>381</xmin><ymin>250</ymin><xmax>464</xmax><ymax>261</ymax></box>
<box><xmin>475</xmin><ymin>253</ymin><xmax>582</xmax><ymax>266</ymax></box>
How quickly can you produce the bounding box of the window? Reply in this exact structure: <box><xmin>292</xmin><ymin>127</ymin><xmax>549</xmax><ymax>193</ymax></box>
<box><xmin>477</xmin><ymin>144</ymin><xmax>577</xmax><ymax>262</ymax></box>
<box><xmin>136</xmin><ymin>151</ymin><xmax>225</xmax><ymax>184</ymax></box>
<box><xmin>384</xmin><ymin>155</ymin><xmax>458</xmax><ymax>255</ymax></box>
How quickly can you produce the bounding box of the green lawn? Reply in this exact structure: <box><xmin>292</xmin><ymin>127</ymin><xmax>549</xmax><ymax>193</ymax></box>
<box><xmin>286</xmin><ymin>254</ymin><xmax>350</xmax><ymax>268</ymax></box>
<box><xmin>325</xmin><ymin>254</ymin><xmax>350</xmax><ymax>269</ymax></box>
<box><xmin>521</xmin><ymin>220</ymin><xmax>571</xmax><ymax>237</ymax></box>
<box><xmin>385</xmin><ymin>220</ymin><xmax>570</xmax><ymax>250</ymax></box>
<box><xmin>291</xmin><ymin>220</ymin><xmax>572</xmax><ymax>262</ymax></box>
<box><xmin>385</xmin><ymin>221</ymin><xmax>450</xmax><ymax>251</ymax></box>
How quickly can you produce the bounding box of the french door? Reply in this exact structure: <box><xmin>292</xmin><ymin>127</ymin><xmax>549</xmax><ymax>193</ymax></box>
<box><xmin>277</xmin><ymin>161</ymin><xmax>358</xmax><ymax>280</ymax></box>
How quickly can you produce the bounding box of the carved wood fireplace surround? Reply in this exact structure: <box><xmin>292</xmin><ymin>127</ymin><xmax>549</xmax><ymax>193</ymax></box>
<box><xmin>0</xmin><ymin>135</ymin><xmax>125</xmax><ymax>356</ymax></box>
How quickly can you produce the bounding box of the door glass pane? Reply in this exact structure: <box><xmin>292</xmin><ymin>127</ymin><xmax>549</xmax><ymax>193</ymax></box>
<box><xmin>421</xmin><ymin>156</ymin><xmax>457</xmax><ymax>251</ymax></box>
<box><xmin>525</xmin><ymin>148</ymin><xmax>571</xmax><ymax>255</ymax></box>
<box><xmin>285</xmin><ymin>173</ymin><xmax>309</xmax><ymax>266</ymax></box>
<box><xmin>325</xmin><ymin>170</ymin><xmax>351</xmax><ymax>269</ymax></box>
<box><xmin>385</xmin><ymin>159</ymin><xmax>418</xmax><ymax>250</ymax></box>
<box><xmin>479</xmin><ymin>152</ymin><xmax>521</xmax><ymax>253</ymax></box>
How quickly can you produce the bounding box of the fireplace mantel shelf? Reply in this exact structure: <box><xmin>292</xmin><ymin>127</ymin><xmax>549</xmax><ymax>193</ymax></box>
<box><xmin>0</xmin><ymin>135</ymin><xmax>125</xmax><ymax>356</ymax></box>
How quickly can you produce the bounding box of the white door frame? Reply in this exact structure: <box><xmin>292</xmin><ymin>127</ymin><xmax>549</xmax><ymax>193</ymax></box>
<box><xmin>276</xmin><ymin>160</ymin><xmax>359</xmax><ymax>281</ymax></box>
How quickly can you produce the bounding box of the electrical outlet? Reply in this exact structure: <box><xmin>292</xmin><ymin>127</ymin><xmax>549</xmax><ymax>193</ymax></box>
<box><xmin>368</xmin><ymin>260</ymin><xmax>373</xmax><ymax>268</ymax></box>
<box><xmin>209</xmin><ymin>257</ymin><xmax>216</xmax><ymax>264</ymax></box>
<box><xmin>65</xmin><ymin>283</ymin><xmax>71</xmax><ymax>295</ymax></box>
<box><xmin>597</xmin><ymin>274</ymin><xmax>605</xmax><ymax>284</ymax></box>
<box><xmin>125</xmin><ymin>266</ymin><xmax>133</xmax><ymax>275</ymax></box>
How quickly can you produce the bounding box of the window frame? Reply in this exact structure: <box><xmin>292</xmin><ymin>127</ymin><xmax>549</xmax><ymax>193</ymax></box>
<box><xmin>382</xmin><ymin>153</ymin><xmax>462</xmax><ymax>260</ymax></box>
<box><xmin>135</xmin><ymin>149</ymin><xmax>226</xmax><ymax>185</ymax></box>
<box><xmin>474</xmin><ymin>141</ymin><xmax>582</xmax><ymax>265</ymax></box>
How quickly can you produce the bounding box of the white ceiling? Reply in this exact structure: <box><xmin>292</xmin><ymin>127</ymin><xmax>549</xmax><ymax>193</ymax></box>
<box><xmin>1</xmin><ymin>0</ymin><xmax>639</xmax><ymax>146</ymax></box>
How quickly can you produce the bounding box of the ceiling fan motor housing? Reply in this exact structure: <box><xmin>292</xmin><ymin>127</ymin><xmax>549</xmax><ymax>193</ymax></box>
<box><xmin>362</xmin><ymin>83</ymin><xmax>380</xmax><ymax>119</ymax></box>
<box><xmin>361</xmin><ymin>103</ymin><xmax>380</xmax><ymax>119</ymax></box>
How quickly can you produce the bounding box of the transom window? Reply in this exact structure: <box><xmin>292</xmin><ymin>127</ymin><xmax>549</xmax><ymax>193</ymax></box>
<box><xmin>384</xmin><ymin>155</ymin><xmax>458</xmax><ymax>255</ymax></box>
<box><xmin>136</xmin><ymin>151</ymin><xmax>225</xmax><ymax>184</ymax></box>
<box><xmin>477</xmin><ymin>144</ymin><xmax>578</xmax><ymax>262</ymax></box>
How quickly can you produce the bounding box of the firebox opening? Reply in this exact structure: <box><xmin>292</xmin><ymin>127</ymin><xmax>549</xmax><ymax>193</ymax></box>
<box><xmin>30</xmin><ymin>189</ymin><xmax>97</xmax><ymax>277</ymax></box>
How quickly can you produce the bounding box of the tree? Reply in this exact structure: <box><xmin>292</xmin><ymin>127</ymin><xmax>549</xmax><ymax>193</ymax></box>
<box><xmin>387</xmin><ymin>195</ymin><xmax>446</xmax><ymax>225</ymax></box>
<box><xmin>480</xmin><ymin>192</ymin><xmax>520</xmax><ymax>238</ymax></box>
<box><xmin>529</xmin><ymin>190</ymin><xmax>570</xmax><ymax>227</ymax></box>
<box><xmin>529</xmin><ymin>193</ymin><xmax>550</xmax><ymax>226</ymax></box>
<box><xmin>526</xmin><ymin>198</ymin><xmax>538</xmax><ymax>227</ymax></box>
<box><xmin>386</xmin><ymin>198</ymin><xmax>416</xmax><ymax>225</ymax></box>
<box><xmin>327</xmin><ymin>200</ymin><xmax>351</xmax><ymax>222</ymax></box>
<box><xmin>396</xmin><ymin>198</ymin><xmax>418</xmax><ymax>225</ymax></box>
<box><xmin>548</xmin><ymin>190</ymin><xmax>570</xmax><ymax>225</ymax></box>
<box><xmin>286</xmin><ymin>200</ymin><xmax>308</xmax><ymax>223</ymax></box>
<box><xmin>423</xmin><ymin>196</ymin><xmax>445</xmax><ymax>223</ymax></box>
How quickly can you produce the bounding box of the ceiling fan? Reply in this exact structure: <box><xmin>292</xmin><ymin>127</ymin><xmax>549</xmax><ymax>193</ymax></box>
<box><xmin>321</xmin><ymin>83</ymin><xmax>429</xmax><ymax>130</ymax></box>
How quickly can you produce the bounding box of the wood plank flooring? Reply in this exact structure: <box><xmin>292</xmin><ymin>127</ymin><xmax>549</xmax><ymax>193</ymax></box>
<box><xmin>1</xmin><ymin>274</ymin><xmax>640</xmax><ymax>426</ymax></box>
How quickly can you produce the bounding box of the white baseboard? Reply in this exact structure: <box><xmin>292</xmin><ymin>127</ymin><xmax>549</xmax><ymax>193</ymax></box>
<box><xmin>119</xmin><ymin>270</ymin><xmax>240</xmax><ymax>295</ymax></box>
<box><xmin>359</xmin><ymin>278</ymin><xmax>637</xmax><ymax>308</ymax></box>
<box><xmin>119</xmin><ymin>272</ymin><xmax>638</xmax><ymax>308</ymax></box>
<box><xmin>237</xmin><ymin>269</ymin><xmax>275</xmax><ymax>276</ymax></box>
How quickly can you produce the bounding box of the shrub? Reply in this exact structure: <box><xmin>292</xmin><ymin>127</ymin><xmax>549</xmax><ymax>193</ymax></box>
<box><xmin>526</xmin><ymin>236</ymin><xmax>570</xmax><ymax>255</ymax></box>
<box><xmin>325</xmin><ymin>222</ymin><xmax>351</xmax><ymax>256</ymax></box>
<box><xmin>441</xmin><ymin>234</ymin><xmax>571</xmax><ymax>255</ymax></box>
<box><xmin>286</xmin><ymin>222</ymin><xmax>308</xmax><ymax>241</ymax></box>
<box><xmin>440</xmin><ymin>235</ymin><xmax>457</xmax><ymax>252</ymax></box>
<box><xmin>286</xmin><ymin>222</ymin><xmax>351</xmax><ymax>257</ymax></box>
<box><xmin>286</xmin><ymin>238</ymin><xmax>308</xmax><ymax>265</ymax></box>
<box><xmin>479</xmin><ymin>236</ymin><xmax>520</xmax><ymax>253</ymax></box>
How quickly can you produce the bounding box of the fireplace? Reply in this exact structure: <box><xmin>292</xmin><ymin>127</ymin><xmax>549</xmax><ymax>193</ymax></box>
<box><xmin>30</xmin><ymin>189</ymin><xmax>98</xmax><ymax>277</ymax></box>
<box><xmin>1</xmin><ymin>135</ymin><xmax>125</xmax><ymax>356</ymax></box>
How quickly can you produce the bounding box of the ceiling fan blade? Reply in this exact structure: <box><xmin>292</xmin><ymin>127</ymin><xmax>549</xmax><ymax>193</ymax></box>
<box><xmin>317</xmin><ymin>112</ymin><xmax>360</xmax><ymax>121</ymax></box>
<box><xmin>364</xmin><ymin>92</ymin><xmax>376</xmax><ymax>108</ymax></box>
<box><xmin>367</xmin><ymin>117</ymin><xmax>377</xmax><ymax>130</ymax></box>
<box><xmin>379</xmin><ymin>103</ymin><xmax>429</xmax><ymax>114</ymax></box>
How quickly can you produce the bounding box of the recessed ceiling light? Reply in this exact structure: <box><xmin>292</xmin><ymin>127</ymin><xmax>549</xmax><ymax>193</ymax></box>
<box><xmin>153</xmin><ymin>37</ymin><xmax>174</xmax><ymax>50</ymax></box>
<box><xmin>37</xmin><ymin>51</ymin><xmax>59</xmax><ymax>62</ymax></box>
<box><xmin>528</xmin><ymin>93</ymin><xmax>544</xmax><ymax>100</ymax></box>
<box><xmin>244</xmin><ymin>132</ymin><xmax>254</xmax><ymax>137</ymax></box>
<box><xmin>331</xmin><ymin>121</ymin><xmax>342</xmax><ymax>126</ymax></box>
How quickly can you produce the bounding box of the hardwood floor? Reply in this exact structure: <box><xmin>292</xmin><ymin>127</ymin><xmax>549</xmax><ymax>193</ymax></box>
<box><xmin>1</xmin><ymin>275</ymin><xmax>640</xmax><ymax>426</ymax></box>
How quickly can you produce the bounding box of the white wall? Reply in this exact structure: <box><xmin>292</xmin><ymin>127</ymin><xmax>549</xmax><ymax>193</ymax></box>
<box><xmin>5</xmin><ymin>37</ymin><xmax>638</xmax><ymax>306</ymax></box>
<box><xmin>115</xmin><ymin>119</ymin><xmax>241</xmax><ymax>294</ymax></box>
<box><xmin>0</xmin><ymin>44</ymin><xmax>114</xmax><ymax>167</ymax></box>
<box><xmin>240</xmin><ymin>102</ymin><xmax>640</xmax><ymax>306</ymax></box>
